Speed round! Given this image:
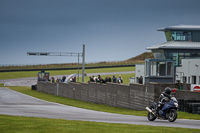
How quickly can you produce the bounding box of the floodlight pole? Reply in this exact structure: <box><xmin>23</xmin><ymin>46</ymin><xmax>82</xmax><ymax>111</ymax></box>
<box><xmin>82</xmin><ymin>44</ymin><xmax>85</xmax><ymax>82</ymax></box>
<box><xmin>27</xmin><ymin>44</ymin><xmax>86</xmax><ymax>83</ymax></box>
<box><xmin>78</xmin><ymin>53</ymin><xmax>80</xmax><ymax>82</ymax></box>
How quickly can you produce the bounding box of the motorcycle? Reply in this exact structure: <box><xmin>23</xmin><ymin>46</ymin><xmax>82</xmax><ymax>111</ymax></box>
<box><xmin>146</xmin><ymin>97</ymin><xmax>178</xmax><ymax>122</ymax></box>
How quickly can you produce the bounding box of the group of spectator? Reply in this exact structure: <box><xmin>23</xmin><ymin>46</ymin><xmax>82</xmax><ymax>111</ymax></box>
<box><xmin>51</xmin><ymin>76</ymin><xmax>63</xmax><ymax>83</ymax></box>
<box><xmin>51</xmin><ymin>76</ymin><xmax>76</xmax><ymax>83</ymax></box>
<box><xmin>89</xmin><ymin>75</ymin><xmax>123</xmax><ymax>84</ymax></box>
<box><xmin>49</xmin><ymin>74</ymin><xmax>123</xmax><ymax>84</ymax></box>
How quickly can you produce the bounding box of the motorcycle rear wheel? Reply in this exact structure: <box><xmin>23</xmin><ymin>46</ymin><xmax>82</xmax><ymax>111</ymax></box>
<box><xmin>168</xmin><ymin>110</ymin><xmax>177</xmax><ymax>122</ymax></box>
<box><xmin>147</xmin><ymin>112</ymin><xmax>156</xmax><ymax>121</ymax></box>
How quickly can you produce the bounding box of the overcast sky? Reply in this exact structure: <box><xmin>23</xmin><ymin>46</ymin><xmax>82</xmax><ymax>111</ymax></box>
<box><xmin>1</xmin><ymin>0</ymin><xmax>200</xmax><ymax>65</ymax></box>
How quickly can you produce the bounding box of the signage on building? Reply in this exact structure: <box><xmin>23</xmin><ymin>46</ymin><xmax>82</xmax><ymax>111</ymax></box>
<box><xmin>191</xmin><ymin>84</ymin><xmax>200</xmax><ymax>92</ymax></box>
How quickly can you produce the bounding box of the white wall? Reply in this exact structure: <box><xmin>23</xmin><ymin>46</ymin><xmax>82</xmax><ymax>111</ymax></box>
<box><xmin>135</xmin><ymin>64</ymin><xmax>145</xmax><ymax>84</ymax></box>
<box><xmin>176</xmin><ymin>58</ymin><xmax>200</xmax><ymax>84</ymax></box>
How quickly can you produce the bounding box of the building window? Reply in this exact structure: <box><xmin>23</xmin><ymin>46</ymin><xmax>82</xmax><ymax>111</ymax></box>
<box><xmin>192</xmin><ymin>76</ymin><xmax>196</xmax><ymax>84</ymax></box>
<box><xmin>178</xmin><ymin>53</ymin><xmax>184</xmax><ymax>65</ymax></box>
<box><xmin>199</xmin><ymin>76</ymin><xmax>200</xmax><ymax>84</ymax></box>
<box><xmin>145</xmin><ymin>61</ymin><xmax>149</xmax><ymax>76</ymax></box>
<box><xmin>171</xmin><ymin>31</ymin><xmax>192</xmax><ymax>41</ymax></box>
<box><xmin>165</xmin><ymin>52</ymin><xmax>200</xmax><ymax>66</ymax></box>
<box><xmin>158</xmin><ymin>62</ymin><xmax>166</xmax><ymax>76</ymax></box>
<box><xmin>188</xmin><ymin>32</ymin><xmax>192</xmax><ymax>41</ymax></box>
<box><xmin>153</xmin><ymin>50</ymin><xmax>165</xmax><ymax>59</ymax></box>
<box><xmin>183</xmin><ymin>76</ymin><xmax>187</xmax><ymax>83</ymax></box>
<box><xmin>188</xmin><ymin>77</ymin><xmax>190</xmax><ymax>84</ymax></box>
<box><xmin>167</xmin><ymin>62</ymin><xmax>173</xmax><ymax>76</ymax></box>
<box><xmin>150</xmin><ymin>61</ymin><xmax>157</xmax><ymax>76</ymax></box>
<box><xmin>165</xmin><ymin>31</ymin><xmax>173</xmax><ymax>41</ymax></box>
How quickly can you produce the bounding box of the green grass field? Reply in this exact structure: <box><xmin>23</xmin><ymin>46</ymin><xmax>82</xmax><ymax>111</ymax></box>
<box><xmin>0</xmin><ymin>114</ymin><xmax>199</xmax><ymax>133</ymax></box>
<box><xmin>1</xmin><ymin>65</ymin><xmax>200</xmax><ymax>132</ymax></box>
<box><xmin>0</xmin><ymin>66</ymin><xmax>135</xmax><ymax>84</ymax></box>
<box><xmin>0</xmin><ymin>66</ymin><xmax>135</xmax><ymax>80</ymax></box>
<box><xmin>1</xmin><ymin>85</ymin><xmax>200</xmax><ymax>132</ymax></box>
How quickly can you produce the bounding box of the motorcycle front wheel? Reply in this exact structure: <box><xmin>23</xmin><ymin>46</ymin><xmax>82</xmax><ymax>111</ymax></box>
<box><xmin>168</xmin><ymin>110</ymin><xmax>177</xmax><ymax>122</ymax></box>
<box><xmin>147</xmin><ymin>112</ymin><xmax>156</xmax><ymax>121</ymax></box>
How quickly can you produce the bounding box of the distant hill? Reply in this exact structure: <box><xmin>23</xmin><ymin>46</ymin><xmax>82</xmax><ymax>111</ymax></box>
<box><xmin>125</xmin><ymin>52</ymin><xmax>154</xmax><ymax>63</ymax></box>
<box><xmin>0</xmin><ymin>52</ymin><xmax>154</xmax><ymax>70</ymax></box>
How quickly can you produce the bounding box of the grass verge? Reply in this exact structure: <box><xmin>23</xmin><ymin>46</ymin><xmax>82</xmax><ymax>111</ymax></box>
<box><xmin>0</xmin><ymin>114</ymin><xmax>199</xmax><ymax>133</ymax></box>
<box><xmin>0</xmin><ymin>66</ymin><xmax>134</xmax><ymax>80</ymax></box>
<box><xmin>6</xmin><ymin>86</ymin><xmax>200</xmax><ymax>120</ymax></box>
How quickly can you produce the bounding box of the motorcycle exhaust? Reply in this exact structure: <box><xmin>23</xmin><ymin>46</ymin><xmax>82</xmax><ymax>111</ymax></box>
<box><xmin>146</xmin><ymin>107</ymin><xmax>155</xmax><ymax>115</ymax></box>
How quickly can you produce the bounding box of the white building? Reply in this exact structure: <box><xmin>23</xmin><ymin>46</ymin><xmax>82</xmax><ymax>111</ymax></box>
<box><xmin>135</xmin><ymin>25</ymin><xmax>200</xmax><ymax>85</ymax></box>
<box><xmin>176</xmin><ymin>58</ymin><xmax>200</xmax><ymax>84</ymax></box>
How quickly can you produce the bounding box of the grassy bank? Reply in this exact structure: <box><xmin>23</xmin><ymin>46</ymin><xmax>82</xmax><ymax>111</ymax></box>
<box><xmin>0</xmin><ymin>66</ymin><xmax>134</xmax><ymax>80</ymax></box>
<box><xmin>0</xmin><ymin>114</ymin><xmax>199</xmax><ymax>133</ymax></box>
<box><xmin>7</xmin><ymin>85</ymin><xmax>200</xmax><ymax>120</ymax></box>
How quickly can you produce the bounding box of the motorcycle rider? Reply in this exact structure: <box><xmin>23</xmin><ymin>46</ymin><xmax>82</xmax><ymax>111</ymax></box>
<box><xmin>158</xmin><ymin>87</ymin><xmax>172</xmax><ymax>119</ymax></box>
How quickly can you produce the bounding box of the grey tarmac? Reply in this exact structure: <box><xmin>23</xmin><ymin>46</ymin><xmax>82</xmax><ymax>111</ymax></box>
<box><xmin>0</xmin><ymin>87</ymin><xmax>200</xmax><ymax>129</ymax></box>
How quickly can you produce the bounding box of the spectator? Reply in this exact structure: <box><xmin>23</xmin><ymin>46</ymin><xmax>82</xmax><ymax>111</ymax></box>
<box><xmin>69</xmin><ymin>77</ymin><xmax>73</xmax><ymax>82</ymax></box>
<box><xmin>96</xmin><ymin>75</ymin><xmax>104</xmax><ymax>83</ymax></box>
<box><xmin>93</xmin><ymin>76</ymin><xmax>97</xmax><ymax>81</ymax></box>
<box><xmin>45</xmin><ymin>73</ymin><xmax>49</xmax><ymax>82</ymax></box>
<box><xmin>105</xmin><ymin>76</ymin><xmax>109</xmax><ymax>83</ymax></box>
<box><xmin>139</xmin><ymin>76</ymin><xmax>143</xmax><ymax>84</ymax></box>
<box><xmin>117</xmin><ymin>75</ymin><xmax>123</xmax><ymax>84</ymax></box>
<box><xmin>62</xmin><ymin>76</ymin><xmax>66</xmax><ymax>82</ymax></box>
<box><xmin>89</xmin><ymin>76</ymin><xmax>95</xmax><ymax>82</ymax></box>
<box><xmin>105</xmin><ymin>76</ymin><xmax>111</xmax><ymax>83</ymax></box>
<box><xmin>112</xmin><ymin>75</ymin><xmax>117</xmax><ymax>83</ymax></box>
<box><xmin>72</xmin><ymin>76</ymin><xmax>76</xmax><ymax>82</ymax></box>
<box><xmin>56</xmin><ymin>78</ymin><xmax>60</xmax><ymax>83</ymax></box>
<box><xmin>108</xmin><ymin>76</ymin><xmax>111</xmax><ymax>82</ymax></box>
<box><xmin>59</xmin><ymin>78</ymin><xmax>62</xmax><ymax>82</ymax></box>
<box><xmin>51</xmin><ymin>77</ymin><xmax>55</xmax><ymax>83</ymax></box>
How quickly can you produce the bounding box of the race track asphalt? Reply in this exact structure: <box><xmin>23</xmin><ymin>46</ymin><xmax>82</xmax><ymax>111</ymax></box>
<box><xmin>0</xmin><ymin>87</ymin><xmax>200</xmax><ymax>129</ymax></box>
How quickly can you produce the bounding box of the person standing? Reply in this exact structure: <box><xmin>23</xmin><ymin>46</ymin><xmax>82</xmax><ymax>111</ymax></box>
<box><xmin>112</xmin><ymin>75</ymin><xmax>117</xmax><ymax>83</ymax></box>
<box><xmin>117</xmin><ymin>75</ymin><xmax>123</xmax><ymax>84</ymax></box>
<box><xmin>139</xmin><ymin>76</ymin><xmax>143</xmax><ymax>84</ymax></box>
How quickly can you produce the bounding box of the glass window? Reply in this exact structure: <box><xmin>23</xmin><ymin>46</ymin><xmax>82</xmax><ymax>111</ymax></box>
<box><xmin>165</xmin><ymin>31</ymin><xmax>173</xmax><ymax>41</ymax></box>
<box><xmin>183</xmin><ymin>76</ymin><xmax>187</xmax><ymax>83</ymax></box>
<box><xmin>185</xmin><ymin>53</ymin><xmax>190</xmax><ymax>57</ymax></box>
<box><xmin>172</xmin><ymin>53</ymin><xmax>178</xmax><ymax>66</ymax></box>
<box><xmin>165</xmin><ymin>52</ymin><xmax>173</xmax><ymax>60</ymax></box>
<box><xmin>192</xmin><ymin>76</ymin><xmax>196</xmax><ymax>84</ymax></box>
<box><xmin>176</xmin><ymin>32</ymin><xmax>182</xmax><ymax>40</ymax></box>
<box><xmin>145</xmin><ymin>61</ymin><xmax>149</xmax><ymax>76</ymax></box>
<box><xmin>153</xmin><ymin>50</ymin><xmax>166</xmax><ymax>59</ymax></box>
<box><xmin>178</xmin><ymin>53</ymin><xmax>184</xmax><ymax>65</ymax></box>
<box><xmin>199</xmin><ymin>76</ymin><xmax>200</xmax><ymax>84</ymax></box>
<box><xmin>188</xmin><ymin>77</ymin><xmax>190</xmax><ymax>84</ymax></box>
<box><xmin>191</xmin><ymin>53</ymin><xmax>198</xmax><ymax>57</ymax></box>
<box><xmin>171</xmin><ymin>31</ymin><xmax>192</xmax><ymax>41</ymax></box>
<box><xmin>188</xmin><ymin>32</ymin><xmax>192</xmax><ymax>41</ymax></box>
<box><xmin>167</xmin><ymin>62</ymin><xmax>173</xmax><ymax>76</ymax></box>
<box><xmin>150</xmin><ymin>61</ymin><xmax>157</xmax><ymax>76</ymax></box>
<box><xmin>158</xmin><ymin>62</ymin><xmax>166</xmax><ymax>76</ymax></box>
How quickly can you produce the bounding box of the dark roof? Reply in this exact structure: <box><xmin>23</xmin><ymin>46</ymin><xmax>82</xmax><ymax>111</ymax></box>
<box><xmin>146</xmin><ymin>41</ymin><xmax>200</xmax><ymax>50</ymax></box>
<box><xmin>158</xmin><ymin>25</ymin><xmax>200</xmax><ymax>31</ymax></box>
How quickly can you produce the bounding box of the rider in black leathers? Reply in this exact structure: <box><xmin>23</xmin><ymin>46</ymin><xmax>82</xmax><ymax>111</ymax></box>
<box><xmin>158</xmin><ymin>87</ymin><xmax>172</xmax><ymax>118</ymax></box>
